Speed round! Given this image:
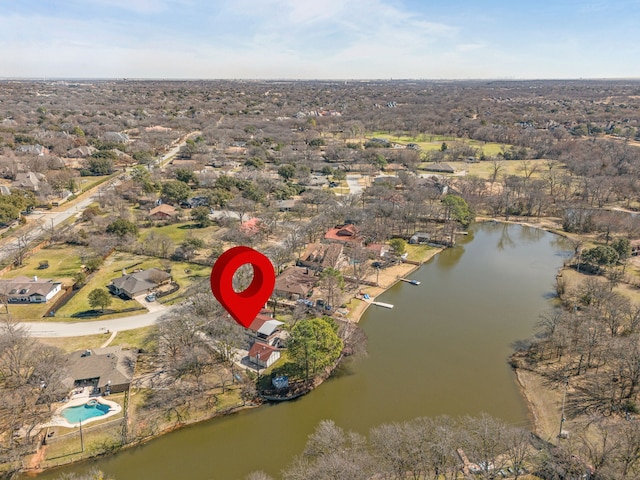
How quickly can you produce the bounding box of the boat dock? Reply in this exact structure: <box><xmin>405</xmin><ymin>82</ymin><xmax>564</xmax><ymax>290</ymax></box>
<box><xmin>356</xmin><ymin>294</ymin><xmax>394</xmax><ymax>309</ymax></box>
<box><xmin>399</xmin><ymin>278</ymin><xmax>421</xmax><ymax>285</ymax></box>
<box><xmin>371</xmin><ymin>301</ymin><xmax>394</xmax><ymax>309</ymax></box>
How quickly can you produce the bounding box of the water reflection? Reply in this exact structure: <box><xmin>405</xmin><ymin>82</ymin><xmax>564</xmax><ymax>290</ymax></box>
<box><xmin>496</xmin><ymin>223</ymin><xmax>516</xmax><ymax>250</ymax></box>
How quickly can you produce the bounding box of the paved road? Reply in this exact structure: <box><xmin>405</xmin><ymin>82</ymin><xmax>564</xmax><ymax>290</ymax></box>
<box><xmin>0</xmin><ymin>131</ymin><xmax>200</xmax><ymax>265</ymax></box>
<box><xmin>19</xmin><ymin>306</ymin><xmax>175</xmax><ymax>337</ymax></box>
<box><xmin>346</xmin><ymin>174</ymin><xmax>363</xmax><ymax>195</ymax></box>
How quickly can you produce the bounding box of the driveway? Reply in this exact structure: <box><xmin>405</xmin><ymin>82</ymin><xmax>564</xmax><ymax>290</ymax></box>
<box><xmin>346</xmin><ymin>174</ymin><xmax>363</xmax><ymax>195</ymax></box>
<box><xmin>134</xmin><ymin>293</ymin><xmax>167</xmax><ymax>313</ymax></box>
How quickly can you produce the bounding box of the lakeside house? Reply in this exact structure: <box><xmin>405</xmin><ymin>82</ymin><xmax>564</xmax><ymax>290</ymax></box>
<box><xmin>324</xmin><ymin>223</ymin><xmax>364</xmax><ymax>246</ymax></box>
<box><xmin>248</xmin><ymin>343</ymin><xmax>280</xmax><ymax>369</ymax></box>
<box><xmin>108</xmin><ymin>268</ymin><xmax>171</xmax><ymax>299</ymax></box>
<box><xmin>63</xmin><ymin>346</ymin><xmax>137</xmax><ymax>394</ymax></box>
<box><xmin>274</xmin><ymin>266</ymin><xmax>318</xmax><ymax>300</ymax></box>
<box><xmin>0</xmin><ymin>276</ymin><xmax>62</xmax><ymax>303</ymax></box>
<box><xmin>297</xmin><ymin>243</ymin><xmax>344</xmax><ymax>272</ymax></box>
<box><xmin>247</xmin><ymin>313</ymin><xmax>286</xmax><ymax>347</ymax></box>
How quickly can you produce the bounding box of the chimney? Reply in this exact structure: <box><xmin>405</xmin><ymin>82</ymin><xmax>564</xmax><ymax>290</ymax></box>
<box><xmin>33</xmin><ymin>275</ymin><xmax>37</xmax><ymax>282</ymax></box>
<box><xmin>122</xmin><ymin>268</ymin><xmax>126</xmax><ymax>276</ymax></box>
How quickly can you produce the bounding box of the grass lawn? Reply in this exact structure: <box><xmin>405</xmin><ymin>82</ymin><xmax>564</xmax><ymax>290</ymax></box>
<box><xmin>139</xmin><ymin>221</ymin><xmax>219</xmax><ymax>245</ymax></box>
<box><xmin>38</xmin><ymin>333</ymin><xmax>109</xmax><ymax>353</ymax></box>
<box><xmin>1</xmin><ymin>244</ymin><xmax>84</xmax><ymax>320</ymax></box>
<box><xmin>404</xmin><ymin>244</ymin><xmax>436</xmax><ymax>263</ymax></box>
<box><xmin>2</xmin><ymin>243</ymin><xmax>83</xmax><ymax>283</ymax></box>
<box><xmin>110</xmin><ymin>325</ymin><xmax>157</xmax><ymax>350</ymax></box>
<box><xmin>367</xmin><ymin>131</ymin><xmax>509</xmax><ymax>157</ymax></box>
<box><xmin>159</xmin><ymin>261</ymin><xmax>210</xmax><ymax>304</ymax></box>
<box><xmin>53</xmin><ymin>251</ymin><xmax>166</xmax><ymax>320</ymax></box>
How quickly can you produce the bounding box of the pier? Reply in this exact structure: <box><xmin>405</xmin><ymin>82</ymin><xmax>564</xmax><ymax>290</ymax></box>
<box><xmin>356</xmin><ymin>294</ymin><xmax>394</xmax><ymax>309</ymax></box>
<box><xmin>371</xmin><ymin>301</ymin><xmax>394</xmax><ymax>309</ymax></box>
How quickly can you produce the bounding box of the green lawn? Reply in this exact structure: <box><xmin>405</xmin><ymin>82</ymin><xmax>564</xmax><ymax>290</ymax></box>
<box><xmin>2</xmin><ymin>243</ymin><xmax>83</xmax><ymax>282</ymax></box>
<box><xmin>38</xmin><ymin>333</ymin><xmax>109</xmax><ymax>353</ymax></box>
<box><xmin>405</xmin><ymin>244</ymin><xmax>435</xmax><ymax>263</ymax></box>
<box><xmin>367</xmin><ymin>131</ymin><xmax>509</xmax><ymax>157</ymax></box>
<box><xmin>139</xmin><ymin>222</ymin><xmax>218</xmax><ymax>245</ymax></box>
<box><xmin>110</xmin><ymin>325</ymin><xmax>157</xmax><ymax>350</ymax></box>
<box><xmin>158</xmin><ymin>261</ymin><xmax>210</xmax><ymax>304</ymax></box>
<box><xmin>53</xmin><ymin>252</ymin><xmax>164</xmax><ymax>320</ymax></box>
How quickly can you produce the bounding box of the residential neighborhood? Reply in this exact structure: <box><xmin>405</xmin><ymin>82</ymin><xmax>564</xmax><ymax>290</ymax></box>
<box><xmin>1</xmin><ymin>77</ymin><xmax>640</xmax><ymax>480</ymax></box>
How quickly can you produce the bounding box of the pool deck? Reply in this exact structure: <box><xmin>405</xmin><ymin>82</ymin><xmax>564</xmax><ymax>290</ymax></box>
<box><xmin>45</xmin><ymin>388</ymin><xmax>122</xmax><ymax>429</ymax></box>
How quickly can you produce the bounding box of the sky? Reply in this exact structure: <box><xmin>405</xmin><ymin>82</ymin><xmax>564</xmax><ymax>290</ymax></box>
<box><xmin>1</xmin><ymin>0</ymin><xmax>639</xmax><ymax>79</ymax></box>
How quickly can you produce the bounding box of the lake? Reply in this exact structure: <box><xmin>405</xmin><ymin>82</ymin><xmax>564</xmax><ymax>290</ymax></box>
<box><xmin>36</xmin><ymin>222</ymin><xmax>571</xmax><ymax>480</ymax></box>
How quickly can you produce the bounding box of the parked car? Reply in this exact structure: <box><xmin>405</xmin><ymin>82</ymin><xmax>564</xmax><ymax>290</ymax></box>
<box><xmin>145</xmin><ymin>293</ymin><xmax>157</xmax><ymax>302</ymax></box>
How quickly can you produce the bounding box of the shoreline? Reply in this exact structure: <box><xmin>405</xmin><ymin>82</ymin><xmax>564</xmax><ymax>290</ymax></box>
<box><xmin>21</xmin><ymin>225</ymin><xmax>562</xmax><ymax>475</ymax></box>
<box><xmin>346</xmin><ymin>248</ymin><xmax>443</xmax><ymax>324</ymax></box>
<box><xmin>21</xmin><ymin>247</ymin><xmax>444</xmax><ymax>475</ymax></box>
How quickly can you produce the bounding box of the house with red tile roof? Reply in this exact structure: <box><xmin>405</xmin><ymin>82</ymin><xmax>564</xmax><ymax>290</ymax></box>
<box><xmin>323</xmin><ymin>223</ymin><xmax>364</xmax><ymax>246</ymax></box>
<box><xmin>248</xmin><ymin>343</ymin><xmax>280</xmax><ymax>369</ymax></box>
<box><xmin>247</xmin><ymin>313</ymin><xmax>285</xmax><ymax>346</ymax></box>
<box><xmin>239</xmin><ymin>217</ymin><xmax>262</xmax><ymax>235</ymax></box>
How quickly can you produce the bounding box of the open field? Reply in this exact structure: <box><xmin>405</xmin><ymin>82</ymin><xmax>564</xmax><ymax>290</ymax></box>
<box><xmin>367</xmin><ymin>131</ymin><xmax>507</xmax><ymax>156</ymax></box>
<box><xmin>2</xmin><ymin>243</ymin><xmax>83</xmax><ymax>283</ymax></box>
<box><xmin>443</xmin><ymin>158</ymin><xmax>554</xmax><ymax>179</ymax></box>
<box><xmin>139</xmin><ymin>221</ymin><xmax>218</xmax><ymax>245</ymax></box>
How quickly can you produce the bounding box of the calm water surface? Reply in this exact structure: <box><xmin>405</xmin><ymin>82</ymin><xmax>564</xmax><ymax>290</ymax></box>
<box><xmin>37</xmin><ymin>223</ymin><xmax>571</xmax><ymax>480</ymax></box>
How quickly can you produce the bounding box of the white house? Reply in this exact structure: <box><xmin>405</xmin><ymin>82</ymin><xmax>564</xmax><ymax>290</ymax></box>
<box><xmin>248</xmin><ymin>343</ymin><xmax>281</xmax><ymax>369</ymax></box>
<box><xmin>0</xmin><ymin>276</ymin><xmax>62</xmax><ymax>303</ymax></box>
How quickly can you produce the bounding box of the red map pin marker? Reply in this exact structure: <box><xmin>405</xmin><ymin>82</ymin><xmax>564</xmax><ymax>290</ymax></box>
<box><xmin>210</xmin><ymin>246</ymin><xmax>275</xmax><ymax>328</ymax></box>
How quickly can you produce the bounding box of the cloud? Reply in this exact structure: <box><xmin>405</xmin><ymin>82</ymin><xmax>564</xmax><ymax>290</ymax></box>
<box><xmin>82</xmin><ymin>0</ymin><xmax>191</xmax><ymax>14</ymax></box>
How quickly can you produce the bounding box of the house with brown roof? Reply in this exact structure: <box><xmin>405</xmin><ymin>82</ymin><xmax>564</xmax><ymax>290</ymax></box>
<box><xmin>274</xmin><ymin>266</ymin><xmax>318</xmax><ymax>300</ymax></box>
<box><xmin>324</xmin><ymin>223</ymin><xmax>364</xmax><ymax>246</ymax></box>
<box><xmin>62</xmin><ymin>346</ymin><xmax>137</xmax><ymax>394</ymax></box>
<box><xmin>67</xmin><ymin>146</ymin><xmax>97</xmax><ymax>158</ymax></box>
<box><xmin>0</xmin><ymin>276</ymin><xmax>62</xmax><ymax>303</ymax></box>
<box><xmin>247</xmin><ymin>313</ymin><xmax>286</xmax><ymax>346</ymax></box>
<box><xmin>424</xmin><ymin>163</ymin><xmax>456</xmax><ymax>174</ymax></box>
<box><xmin>148</xmin><ymin>204</ymin><xmax>178</xmax><ymax>220</ymax></box>
<box><xmin>248</xmin><ymin>343</ymin><xmax>280</xmax><ymax>369</ymax></box>
<box><xmin>12</xmin><ymin>172</ymin><xmax>47</xmax><ymax>192</ymax></box>
<box><xmin>108</xmin><ymin>268</ymin><xmax>171</xmax><ymax>299</ymax></box>
<box><xmin>298</xmin><ymin>243</ymin><xmax>344</xmax><ymax>271</ymax></box>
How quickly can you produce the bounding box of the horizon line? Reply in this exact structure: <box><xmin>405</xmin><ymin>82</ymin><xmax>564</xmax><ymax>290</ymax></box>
<box><xmin>2</xmin><ymin>76</ymin><xmax>640</xmax><ymax>83</ymax></box>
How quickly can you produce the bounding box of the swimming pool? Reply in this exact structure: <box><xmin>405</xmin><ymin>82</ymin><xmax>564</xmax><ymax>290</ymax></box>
<box><xmin>61</xmin><ymin>399</ymin><xmax>111</xmax><ymax>423</ymax></box>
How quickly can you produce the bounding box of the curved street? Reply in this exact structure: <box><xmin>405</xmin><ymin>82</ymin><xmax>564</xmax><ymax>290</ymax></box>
<box><xmin>19</xmin><ymin>305</ymin><xmax>175</xmax><ymax>337</ymax></box>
